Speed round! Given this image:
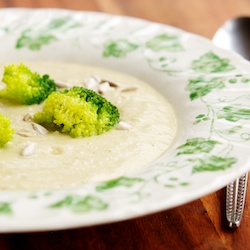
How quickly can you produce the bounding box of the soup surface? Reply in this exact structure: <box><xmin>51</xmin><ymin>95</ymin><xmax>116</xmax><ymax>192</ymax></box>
<box><xmin>0</xmin><ymin>62</ymin><xmax>178</xmax><ymax>190</ymax></box>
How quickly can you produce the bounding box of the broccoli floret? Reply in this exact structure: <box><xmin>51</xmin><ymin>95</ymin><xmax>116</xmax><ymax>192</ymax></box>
<box><xmin>0</xmin><ymin>63</ymin><xmax>56</xmax><ymax>105</ymax></box>
<box><xmin>34</xmin><ymin>86</ymin><xmax>120</xmax><ymax>137</ymax></box>
<box><xmin>0</xmin><ymin>113</ymin><xmax>14</xmax><ymax>147</ymax></box>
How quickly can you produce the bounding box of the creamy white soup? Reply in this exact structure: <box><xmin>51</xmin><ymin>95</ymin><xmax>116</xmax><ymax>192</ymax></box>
<box><xmin>0</xmin><ymin>62</ymin><xmax>177</xmax><ymax>190</ymax></box>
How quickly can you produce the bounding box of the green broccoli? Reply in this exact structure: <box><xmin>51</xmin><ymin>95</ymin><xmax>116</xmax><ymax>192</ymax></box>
<box><xmin>34</xmin><ymin>86</ymin><xmax>120</xmax><ymax>137</ymax></box>
<box><xmin>0</xmin><ymin>113</ymin><xmax>14</xmax><ymax>147</ymax></box>
<box><xmin>0</xmin><ymin>63</ymin><xmax>56</xmax><ymax>105</ymax></box>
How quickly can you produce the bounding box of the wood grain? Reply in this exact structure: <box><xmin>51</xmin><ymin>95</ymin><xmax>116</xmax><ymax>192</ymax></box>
<box><xmin>1</xmin><ymin>0</ymin><xmax>250</xmax><ymax>249</ymax></box>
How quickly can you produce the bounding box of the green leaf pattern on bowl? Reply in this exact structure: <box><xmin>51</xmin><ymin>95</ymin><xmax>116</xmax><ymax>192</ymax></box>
<box><xmin>96</xmin><ymin>177</ymin><xmax>145</xmax><ymax>192</ymax></box>
<box><xmin>103</xmin><ymin>39</ymin><xmax>139</xmax><ymax>57</ymax></box>
<box><xmin>191</xmin><ymin>51</ymin><xmax>235</xmax><ymax>73</ymax></box>
<box><xmin>15</xmin><ymin>16</ymin><xmax>82</xmax><ymax>50</ymax></box>
<box><xmin>49</xmin><ymin>195</ymin><xmax>108</xmax><ymax>213</ymax></box>
<box><xmin>0</xmin><ymin>202</ymin><xmax>12</xmax><ymax>215</ymax></box>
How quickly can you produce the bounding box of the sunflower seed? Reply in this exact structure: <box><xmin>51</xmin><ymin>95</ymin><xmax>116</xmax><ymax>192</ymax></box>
<box><xmin>84</xmin><ymin>76</ymin><xmax>100</xmax><ymax>92</ymax></box>
<box><xmin>21</xmin><ymin>143</ymin><xmax>36</xmax><ymax>156</ymax></box>
<box><xmin>100</xmin><ymin>79</ymin><xmax>120</xmax><ymax>88</ymax></box>
<box><xmin>32</xmin><ymin>123</ymin><xmax>49</xmax><ymax>135</ymax></box>
<box><xmin>16</xmin><ymin>131</ymin><xmax>37</xmax><ymax>137</ymax></box>
<box><xmin>116</xmin><ymin>121</ymin><xmax>132</xmax><ymax>130</ymax></box>
<box><xmin>121</xmin><ymin>86</ymin><xmax>138</xmax><ymax>92</ymax></box>
<box><xmin>55</xmin><ymin>80</ymin><xmax>71</xmax><ymax>88</ymax></box>
<box><xmin>23</xmin><ymin>113</ymin><xmax>33</xmax><ymax>122</ymax></box>
<box><xmin>99</xmin><ymin>82</ymin><xmax>116</xmax><ymax>94</ymax></box>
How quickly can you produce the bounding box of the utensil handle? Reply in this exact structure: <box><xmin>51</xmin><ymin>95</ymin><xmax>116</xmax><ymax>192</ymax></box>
<box><xmin>226</xmin><ymin>172</ymin><xmax>248</xmax><ymax>228</ymax></box>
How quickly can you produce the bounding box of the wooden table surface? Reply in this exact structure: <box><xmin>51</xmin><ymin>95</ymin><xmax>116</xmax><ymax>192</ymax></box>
<box><xmin>1</xmin><ymin>1</ymin><xmax>250</xmax><ymax>249</ymax></box>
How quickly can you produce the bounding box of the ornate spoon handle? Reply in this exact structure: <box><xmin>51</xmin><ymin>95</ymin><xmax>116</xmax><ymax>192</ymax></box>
<box><xmin>226</xmin><ymin>172</ymin><xmax>248</xmax><ymax>228</ymax></box>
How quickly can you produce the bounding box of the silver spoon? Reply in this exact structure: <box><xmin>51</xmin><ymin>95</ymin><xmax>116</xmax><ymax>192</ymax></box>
<box><xmin>213</xmin><ymin>17</ymin><xmax>250</xmax><ymax>60</ymax></box>
<box><xmin>213</xmin><ymin>16</ymin><xmax>250</xmax><ymax>228</ymax></box>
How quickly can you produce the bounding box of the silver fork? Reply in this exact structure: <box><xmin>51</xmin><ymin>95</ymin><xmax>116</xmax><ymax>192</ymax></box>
<box><xmin>226</xmin><ymin>173</ymin><xmax>248</xmax><ymax>227</ymax></box>
<box><xmin>213</xmin><ymin>16</ymin><xmax>250</xmax><ymax>228</ymax></box>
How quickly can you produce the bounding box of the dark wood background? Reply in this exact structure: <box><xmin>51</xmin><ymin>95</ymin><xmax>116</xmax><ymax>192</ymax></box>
<box><xmin>1</xmin><ymin>1</ymin><xmax>250</xmax><ymax>249</ymax></box>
